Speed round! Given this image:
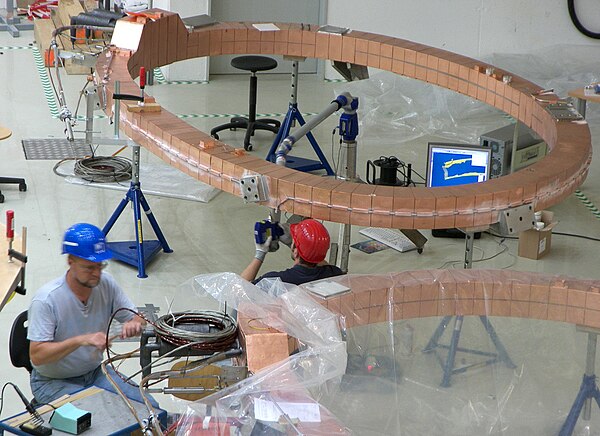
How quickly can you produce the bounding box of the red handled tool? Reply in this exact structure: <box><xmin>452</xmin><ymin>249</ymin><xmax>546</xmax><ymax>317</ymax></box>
<box><xmin>6</xmin><ymin>210</ymin><xmax>14</xmax><ymax>260</ymax></box>
<box><xmin>139</xmin><ymin>66</ymin><xmax>146</xmax><ymax>105</ymax></box>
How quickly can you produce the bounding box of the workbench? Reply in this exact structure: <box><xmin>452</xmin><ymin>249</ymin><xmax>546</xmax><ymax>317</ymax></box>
<box><xmin>568</xmin><ymin>85</ymin><xmax>600</xmax><ymax>118</ymax></box>
<box><xmin>0</xmin><ymin>223</ymin><xmax>26</xmax><ymax>312</ymax></box>
<box><xmin>0</xmin><ymin>386</ymin><xmax>167</xmax><ymax>435</ymax></box>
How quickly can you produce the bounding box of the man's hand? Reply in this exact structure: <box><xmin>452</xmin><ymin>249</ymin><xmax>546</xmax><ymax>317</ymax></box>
<box><xmin>121</xmin><ymin>317</ymin><xmax>144</xmax><ymax>338</ymax></box>
<box><xmin>255</xmin><ymin>236</ymin><xmax>272</xmax><ymax>262</ymax></box>
<box><xmin>81</xmin><ymin>332</ymin><xmax>109</xmax><ymax>351</ymax></box>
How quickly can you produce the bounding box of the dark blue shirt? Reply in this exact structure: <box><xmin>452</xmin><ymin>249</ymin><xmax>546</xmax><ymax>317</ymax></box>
<box><xmin>254</xmin><ymin>264</ymin><xmax>345</xmax><ymax>286</ymax></box>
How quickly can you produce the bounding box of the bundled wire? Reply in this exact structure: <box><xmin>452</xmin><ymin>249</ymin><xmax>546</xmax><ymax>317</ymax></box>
<box><xmin>154</xmin><ymin>310</ymin><xmax>238</xmax><ymax>353</ymax></box>
<box><xmin>74</xmin><ymin>156</ymin><xmax>132</xmax><ymax>183</ymax></box>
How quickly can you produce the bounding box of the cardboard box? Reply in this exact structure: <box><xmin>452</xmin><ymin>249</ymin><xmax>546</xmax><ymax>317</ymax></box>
<box><xmin>518</xmin><ymin>210</ymin><xmax>557</xmax><ymax>259</ymax></box>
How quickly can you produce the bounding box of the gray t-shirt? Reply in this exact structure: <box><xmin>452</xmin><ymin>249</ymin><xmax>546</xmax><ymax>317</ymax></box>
<box><xmin>28</xmin><ymin>272</ymin><xmax>136</xmax><ymax>379</ymax></box>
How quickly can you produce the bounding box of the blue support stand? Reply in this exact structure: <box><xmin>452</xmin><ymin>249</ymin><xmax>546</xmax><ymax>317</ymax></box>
<box><xmin>103</xmin><ymin>81</ymin><xmax>172</xmax><ymax>278</ymax></box>
<box><xmin>423</xmin><ymin>231</ymin><xmax>516</xmax><ymax>387</ymax></box>
<box><xmin>560</xmin><ymin>329</ymin><xmax>600</xmax><ymax>436</ymax></box>
<box><xmin>102</xmin><ymin>142</ymin><xmax>172</xmax><ymax>278</ymax></box>
<box><xmin>265</xmin><ymin>60</ymin><xmax>334</xmax><ymax>175</ymax></box>
<box><xmin>423</xmin><ymin>315</ymin><xmax>517</xmax><ymax>387</ymax></box>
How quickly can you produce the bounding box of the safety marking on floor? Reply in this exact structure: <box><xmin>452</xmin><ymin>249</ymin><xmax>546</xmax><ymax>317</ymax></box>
<box><xmin>0</xmin><ymin>45</ymin><xmax>33</xmax><ymax>50</ymax></box>
<box><xmin>32</xmin><ymin>46</ymin><xmax>59</xmax><ymax>118</ymax></box>
<box><xmin>176</xmin><ymin>112</ymin><xmax>318</xmax><ymax>119</ymax></box>
<box><xmin>74</xmin><ymin>114</ymin><xmax>107</xmax><ymax>120</ymax></box>
<box><xmin>149</xmin><ymin>68</ymin><xmax>208</xmax><ymax>85</ymax></box>
<box><xmin>153</xmin><ymin>68</ymin><xmax>167</xmax><ymax>83</ymax></box>
<box><xmin>575</xmin><ymin>189</ymin><xmax>600</xmax><ymax>219</ymax></box>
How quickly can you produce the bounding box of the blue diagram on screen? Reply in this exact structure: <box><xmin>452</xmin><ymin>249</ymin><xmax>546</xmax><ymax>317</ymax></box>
<box><xmin>427</xmin><ymin>145</ymin><xmax>490</xmax><ymax>188</ymax></box>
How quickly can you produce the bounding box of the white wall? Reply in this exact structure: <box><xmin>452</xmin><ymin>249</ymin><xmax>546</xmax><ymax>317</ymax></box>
<box><xmin>326</xmin><ymin>0</ymin><xmax>600</xmax><ymax>59</ymax></box>
<box><xmin>152</xmin><ymin>0</ymin><xmax>209</xmax><ymax>81</ymax></box>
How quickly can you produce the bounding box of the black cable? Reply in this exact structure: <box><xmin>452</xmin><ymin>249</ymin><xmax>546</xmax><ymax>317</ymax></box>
<box><xmin>486</xmin><ymin>229</ymin><xmax>600</xmax><ymax>242</ymax></box>
<box><xmin>553</xmin><ymin>231</ymin><xmax>600</xmax><ymax>242</ymax></box>
<box><xmin>0</xmin><ymin>382</ymin><xmax>51</xmax><ymax>419</ymax></box>
<box><xmin>0</xmin><ymin>382</ymin><xmax>10</xmax><ymax>417</ymax></box>
<box><xmin>568</xmin><ymin>0</ymin><xmax>600</xmax><ymax>39</ymax></box>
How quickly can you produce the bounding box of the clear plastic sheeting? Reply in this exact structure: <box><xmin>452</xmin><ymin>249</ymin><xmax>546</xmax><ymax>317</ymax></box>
<box><xmin>174</xmin><ymin>272</ymin><xmax>348</xmax><ymax>435</ymax></box>
<box><xmin>334</xmin><ymin>43</ymin><xmax>600</xmax><ymax>153</ymax></box>
<box><xmin>335</xmin><ymin>70</ymin><xmax>507</xmax><ymax>148</ymax></box>
<box><xmin>62</xmin><ymin>160</ymin><xmax>221</xmax><ymax>202</ymax></box>
<box><xmin>185</xmin><ymin>272</ymin><xmax>345</xmax><ymax>351</ymax></box>
<box><xmin>173</xmin><ymin>270</ymin><xmax>600</xmax><ymax>436</ymax></box>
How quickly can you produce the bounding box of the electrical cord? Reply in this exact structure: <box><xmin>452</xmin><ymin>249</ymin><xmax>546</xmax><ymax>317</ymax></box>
<box><xmin>487</xmin><ymin>229</ymin><xmax>600</xmax><ymax>243</ymax></box>
<box><xmin>73</xmin><ymin>156</ymin><xmax>132</xmax><ymax>183</ymax></box>
<box><xmin>154</xmin><ymin>310</ymin><xmax>238</xmax><ymax>352</ymax></box>
<box><xmin>104</xmin><ymin>308</ymin><xmax>238</xmax><ymax>386</ymax></box>
<box><xmin>568</xmin><ymin>0</ymin><xmax>600</xmax><ymax>39</ymax></box>
<box><xmin>0</xmin><ymin>382</ymin><xmax>54</xmax><ymax>419</ymax></box>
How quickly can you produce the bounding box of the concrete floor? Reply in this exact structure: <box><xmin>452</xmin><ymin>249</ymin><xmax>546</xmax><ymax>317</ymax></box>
<box><xmin>1</xmin><ymin>29</ymin><xmax>600</xmax><ymax>435</ymax></box>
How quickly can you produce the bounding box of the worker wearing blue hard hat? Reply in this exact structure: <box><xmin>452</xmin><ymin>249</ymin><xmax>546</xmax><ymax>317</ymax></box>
<box><xmin>27</xmin><ymin>223</ymin><xmax>157</xmax><ymax>406</ymax></box>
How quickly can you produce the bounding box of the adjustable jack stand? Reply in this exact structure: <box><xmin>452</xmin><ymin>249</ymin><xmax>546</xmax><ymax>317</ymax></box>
<box><xmin>266</xmin><ymin>59</ymin><xmax>334</xmax><ymax>175</ymax></box>
<box><xmin>102</xmin><ymin>142</ymin><xmax>172</xmax><ymax>278</ymax></box>
<box><xmin>423</xmin><ymin>230</ymin><xmax>516</xmax><ymax>387</ymax></box>
<box><xmin>560</xmin><ymin>327</ymin><xmax>600</xmax><ymax>436</ymax></box>
<box><xmin>102</xmin><ymin>81</ymin><xmax>172</xmax><ymax>278</ymax></box>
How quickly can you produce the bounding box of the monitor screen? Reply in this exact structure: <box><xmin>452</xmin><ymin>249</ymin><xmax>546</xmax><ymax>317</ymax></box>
<box><xmin>426</xmin><ymin>143</ymin><xmax>491</xmax><ymax>188</ymax></box>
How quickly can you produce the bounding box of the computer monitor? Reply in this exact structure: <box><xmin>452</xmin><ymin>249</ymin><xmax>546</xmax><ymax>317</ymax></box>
<box><xmin>426</xmin><ymin>143</ymin><xmax>492</xmax><ymax>188</ymax></box>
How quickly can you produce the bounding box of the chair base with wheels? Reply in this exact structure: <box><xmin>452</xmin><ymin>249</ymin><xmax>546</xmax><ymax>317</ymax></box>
<box><xmin>0</xmin><ymin>176</ymin><xmax>27</xmax><ymax>203</ymax></box>
<box><xmin>210</xmin><ymin>56</ymin><xmax>280</xmax><ymax>151</ymax></box>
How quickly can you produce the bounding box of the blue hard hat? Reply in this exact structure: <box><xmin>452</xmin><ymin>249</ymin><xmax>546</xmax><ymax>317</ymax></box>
<box><xmin>62</xmin><ymin>223</ymin><xmax>112</xmax><ymax>262</ymax></box>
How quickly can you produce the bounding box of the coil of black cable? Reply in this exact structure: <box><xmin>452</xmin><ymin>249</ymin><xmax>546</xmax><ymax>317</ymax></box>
<box><xmin>568</xmin><ymin>0</ymin><xmax>600</xmax><ymax>39</ymax></box>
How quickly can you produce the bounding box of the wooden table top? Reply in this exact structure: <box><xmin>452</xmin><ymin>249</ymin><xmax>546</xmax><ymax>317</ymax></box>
<box><xmin>0</xmin><ymin>224</ymin><xmax>26</xmax><ymax>312</ymax></box>
<box><xmin>568</xmin><ymin>86</ymin><xmax>600</xmax><ymax>104</ymax></box>
<box><xmin>0</xmin><ymin>126</ymin><xmax>12</xmax><ymax>141</ymax></box>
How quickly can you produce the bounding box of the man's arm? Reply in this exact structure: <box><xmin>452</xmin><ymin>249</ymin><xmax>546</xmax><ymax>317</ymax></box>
<box><xmin>240</xmin><ymin>236</ymin><xmax>272</xmax><ymax>282</ymax></box>
<box><xmin>30</xmin><ymin>332</ymin><xmax>108</xmax><ymax>366</ymax></box>
<box><xmin>241</xmin><ymin>257</ymin><xmax>264</xmax><ymax>282</ymax></box>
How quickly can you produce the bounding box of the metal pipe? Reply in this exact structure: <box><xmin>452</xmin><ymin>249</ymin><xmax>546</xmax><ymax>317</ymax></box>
<box><xmin>51</xmin><ymin>40</ymin><xmax>74</xmax><ymax>141</ymax></box>
<box><xmin>275</xmin><ymin>92</ymin><xmax>354</xmax><ymax>165</ymax></box>
<box><xmin>85</xmin><ymin>88</ymin><xmax>95</xmax><ymax>147</ymax></box>
<box><xmin>113</xmin><ymin>81</ymin><xmax>121</xmax><ymax>138</ymax></box>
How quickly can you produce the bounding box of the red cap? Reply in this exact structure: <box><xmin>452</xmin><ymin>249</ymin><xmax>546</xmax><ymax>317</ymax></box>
<box><xmin>290</xmin><ymin>219</ymin><xmax>330</xmax><ymax>263</ymax></box>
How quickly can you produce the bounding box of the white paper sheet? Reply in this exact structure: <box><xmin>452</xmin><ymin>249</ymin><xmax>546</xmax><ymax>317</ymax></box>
<box><xmin>254</xmin><ymin>398</ymin><xmax>321</xmax><ymax>423</ymax></box>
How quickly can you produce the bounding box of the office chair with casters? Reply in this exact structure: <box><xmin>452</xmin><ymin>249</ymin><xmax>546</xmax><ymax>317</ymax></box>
<box><xmin>10</xmin><ymin>310</ymin><xmax>33</xmax><ymax>373</ymax></box>
<box><xmin>0</xmin><ymin>126</ymin><xmax>27</xmax><ymax>203</ymax></box>
<box><xmin>210</xmin><ymin>56</ymin><xmax>281</xmax><ymax>151</ymax></box>
<box><xmin>0</xmin><ymin>177</ymin><xmax>27</xmax><ymax>203</ymax></box>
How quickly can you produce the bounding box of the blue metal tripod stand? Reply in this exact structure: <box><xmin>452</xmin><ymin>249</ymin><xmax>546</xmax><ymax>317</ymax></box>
<box><xmin>102</xmin><ymin>141</ymin><xmax>173</xmax><ymax>278</ymax></box>
<box><xmin>265</xmin><ymin>59</ymin><xmax>334</xmax><ymax>175</ymax></box>
<box><xmin>102</xmin><ymin>81</ymin><xmax>172</xmax><ymax>278</ymax></box>
<box><xmin>423</xmin><ymin>231</ymin><xmax>516</xmax><ymax>387</ymax></box>
<box><xmin>560</xmin><ymin>327</ymin><xmax>600</xmax><ymax>436</ymax></box>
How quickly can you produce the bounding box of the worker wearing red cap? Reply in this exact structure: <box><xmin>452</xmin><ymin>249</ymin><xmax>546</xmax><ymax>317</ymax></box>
<box><xmin>241</xmin><ymin>219</ymin><xmax>344</xmax><ymax>285</ymax></box>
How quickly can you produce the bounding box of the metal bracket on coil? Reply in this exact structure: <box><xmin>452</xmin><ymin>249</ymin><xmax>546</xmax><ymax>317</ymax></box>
<box><xmin>240</xmin><ymin>175</ymin><xmax>267</xmax><ymax>203</ymax></box>
<box><xmin>490</xmin><ymin>203</ymin><xmax>535</xmax><ymax>235</ymax></box>
<box><xmin>545</xmin><ymin>101</ymin><xmax>584</xmax><ymax>121</ymax></box>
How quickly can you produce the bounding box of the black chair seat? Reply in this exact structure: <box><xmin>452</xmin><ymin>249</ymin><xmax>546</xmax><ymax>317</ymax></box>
<box><xmin>210</xmin><ymin>56</ymin><xmax>280</xmax><ymax>151</ymax></box>
<box><xmin>231</xmin><ymin>55</ymin><xmax>278</xmax><ymax>73</ymax></box>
